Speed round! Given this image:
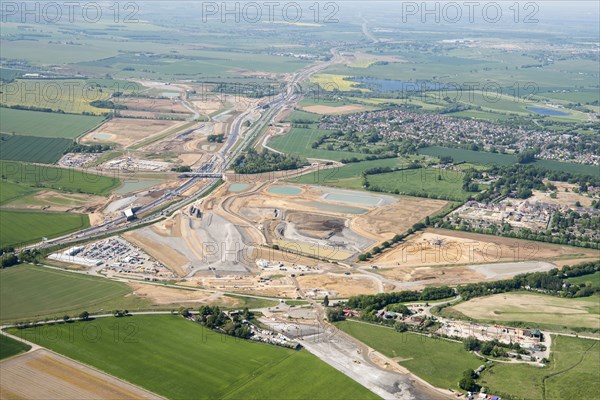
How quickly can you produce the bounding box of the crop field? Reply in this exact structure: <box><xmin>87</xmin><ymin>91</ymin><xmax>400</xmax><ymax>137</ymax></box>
<box><xmin>0</xmin><ymin>108</ymin><xmax>105</xmax><ymax>138</ymax></box>
<box><xmin>336</xmin><ymin>320</ymin><xmax>482</xmax><ymax>390</ymax></box>
<box><xmin>446</xmin><ymin>292</ymin><xmax>600</xmax><ymax>330</ymax></box>
<box><xmin>537</xmin><ymin>90</ymin><xmax>600</xmax><ymax>103</ymax></box>
<box><xmin>0</xmin><ymin>210</ymin><xmax>90</xmax><ymax>247</ymax></box>
<box><xmin>298</xmin><ymin>97</ymin><xmax>372</xmax><ymax>115</ymax></box>
<box><xmin>533</xmin><ymin>159</ymin><xmax>600</xmax><ymax>176</ymax></box>
<box><xmin>268</xmin><ymin>127</ymin><xmax>367</xmax><ymax>161</ymax></box>
<box><xmin>0</xmin><ymin>349</ymin><xmax>163</xmax><ymax>400</ymax></box>
<box><xmin>0</xmin><ymin>134</ymin><xmax>71</xmax><ymax>164</ymax></box>
<box><xmin>0</xmin><ymin>78</ymin><xmax>142</xmax><ymax>114</ymax></box>
<box><xmin>1</xmin><ymin>161</ymin><xmax>120</xmax><ymax>195</ymax></box>
<box><xmin>366</xmin><ymin>167</ymin><xmax>471</xmax><ymax>201</ymax></box>
<box><xmin>8</xmin><ymin>315</ymin><xmax>379</xmax><ymax>400</ymax></box>
<box><xmin>479</xmin><ymin>335</ymin><xmax>600</xmax><ymax>400</ymax></box>
<box><xmin>311</xmin><ymin>74</ymin><xmax>369</xmax><ymax>92</ymax></box>
<box><xmin>417</xmin><ymin>146</ymin><xmax>600</xmax><ymax>176</ymax></box>
<box><xmin>0</xmin><ymin>265</ymin><xmax>148</xmax><ymax>322</ymax></box>
<box><xmin>302</xmin><ymin>104</ymin><xmax>371</xmax><ymax>115</ymax></box>
<box><xmin>0</xmin><ymin>334</ymin><xmax>31</xmax><ymax>360</ymax></box>
<box><xmin>323</xmin><ymin>49</ymin><xmax>600</xmax><ymax>90</ymax></box>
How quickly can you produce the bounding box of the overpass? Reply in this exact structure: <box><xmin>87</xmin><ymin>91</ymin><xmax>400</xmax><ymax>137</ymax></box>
<box><xmin>178</xmin><ymin>172</ymin><xmax>223</xmax><ymax>178</ymax></box>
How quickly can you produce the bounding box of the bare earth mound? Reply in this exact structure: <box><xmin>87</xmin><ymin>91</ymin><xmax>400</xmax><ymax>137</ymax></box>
<box><xmin>352</xmin><ymin>198</ymin><xmax>448</xmax><ymax>242</ymax></box>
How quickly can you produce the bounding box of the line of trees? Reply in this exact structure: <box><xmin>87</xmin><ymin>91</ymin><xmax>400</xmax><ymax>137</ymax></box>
<box><xmin>232</xmin><ymin>149</ymin><xmax>307</xmax><ymax>174</ymax></box>
<box><xmin>457</xmin><ymin>260</ymin><xmax>600</xmax><ymax>300</ymax></box>
<box><xmin>65</xmin><ymin>143</ymin><xmax>112</xmax><ymax>153</ymax></box>
<box><xmin>346</xmin><ymin>286</ymin><xmax>454</xmax><ymax>312</ymax></box>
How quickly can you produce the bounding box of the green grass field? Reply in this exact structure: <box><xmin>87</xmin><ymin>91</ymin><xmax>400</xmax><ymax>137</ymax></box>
<box><xmin>0</xmin><ymin>180</ymin><xmax>37</xmax><ymax>205</ymax></box>
<box><xmin>336</xmin><ymin>320</ymin><xmax>482</xmax><ymax>390</ymax></box>
<box><xmin>0</xmin><ymin>210</ymin><xmax>90</xmax><ymax>247</ymax></box>
<box><xmin>446</xmin><ymin>292</ymin><xmax>600</xmax><ymax>331</ymax></box>
<box><xmin>268</xmin><ymin>127</ymin><xmax>367</xmax><ymax>161</ymax></box>
<box><xmin>0</xmin><ymin>134</ymin><xmax>72</xmax><ymax>164</ymax></box>
<box><xmin>1</xmin><ymin>161</ymin><xmax>120</xmax><ymax>195</ymax></box>
<box><xmin>8</xmin><ymin>315</ymin><xmax>379</xmax><ymax>400</ymax></box>
<box><xmin>0</xmin><ymin>334</ymin><xmax>31</xmax><ymax>360</ymax></box>
<box><xmin>0</xmin><ymin>108</ymin><xmax>105</xmax><ymax>138</ymax></box>
<box><xmin>567</xmin><ymin>271</ymin><xmax>600</xmax><ymax>288</ymax></box>
<box><xmin>479</xmin><ymin>335</ymin><xmax>600</xmax><ymax>400</ymax></box>
<box><xmin>365</xmin><ymin>167</ymin><xmax>471</xmax><ymax>201</ymax></box>
<box><xmin>0</xmin><ymin>265</ymin><xmax>149</xmax><ymax>322</ymax></box>
<box><xmin>284</xmin><ymin>109</ymin><xmax>323</xmax><ymax>123</ymax></box>
<box><xmin>289</xmin><ymin>157</ymin><xmax>409</xmax><ymax>190</ymax></box>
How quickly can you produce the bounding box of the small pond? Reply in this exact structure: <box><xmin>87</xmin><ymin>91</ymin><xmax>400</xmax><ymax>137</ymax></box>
<box><xmin>527</xmin><ymin>107</ymin><xmax>569</xmax><ymax>117</ymax></box>
<box><xmin>229</xmin><ymin>183</ymin><xmax>250</xmax><ymax>192</ymax></box>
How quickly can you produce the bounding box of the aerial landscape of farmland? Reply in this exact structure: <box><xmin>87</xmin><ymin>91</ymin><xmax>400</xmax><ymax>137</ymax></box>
<box><xmin>0</xmin><ymin>2</ymin><xmax>599</xmax><ymax>400</ymax></box>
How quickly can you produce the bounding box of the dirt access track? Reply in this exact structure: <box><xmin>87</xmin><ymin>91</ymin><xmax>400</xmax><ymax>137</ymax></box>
<box><xmin>0</xmin><ymin>349</ymin><xmax>163</xmax><ymax>400</ymax></box>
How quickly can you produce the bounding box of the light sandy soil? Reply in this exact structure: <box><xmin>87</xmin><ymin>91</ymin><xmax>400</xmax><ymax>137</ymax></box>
<box><xmin>178</xmin><ymin>153</ymin><xmax>205</xmax><ymax>166</ymax></box>
<box><xmin>117</xmin><ymin>110</ymin><xmax>166</xmax><ymax>119</ymax></box>
<box><xmin>87</xmin><ymin>212</ymin><xmax>105</xmax><ymax>226</ymax></box>
<box><xmin>193</xmin><ymin>275</ymin><xmax>298</xmax><ymax>298</ymax></box>
<box><xmin>0</xmin><ymin>349</ymin><xmax>163</xmax><ymax>400</ymax></box>
<box><xmin>374</xmin><ymin>264</ymin><xmax>485</xmax><ymax>290</ymax></box>
<box><xmin>372</xmin><ymin>229</ymin><xmax>599</xmax><ymax>268</ymax></box>
<box><xmin>351</xmin><ymin>198</ymin><xmax>448</xmax><ymax>242</ymax></box>
<box><xmin>81</xmin><ymin>118</ymin><xmax>184</xmax><ymax>148</ymax></box>
<box><xmin>229</xmin><ymin>70</ymin><xmax>276</xmax><ymax>78</ymax></box>
<box><xmin>528</xmin><ymin>180</ymin><xmax>596</xmax><ymax>207</ymax></box>
<box><xmin>302</xmin><ymin>105</ymin><xmax>370</xmax><ymax>115</ymax></box>
<box><xmin>123</xmin><ymin>219</ymin><xmax>190</xmax><ymax>277</ymax></box>
<box><xmin>117</xmin><ymin>98</ymin><xmax>190</xmax><ymax>113</ymax></box>
<box><xmin>190</xmin><ymin>100</ymin><xmax>225</xmax><ymax>115</ymax></box>
<box><xmin>296</xmin><ymin>273</ymin><xmax>379</xmax><ymax>298</ymax></box>
<box><xmin>127</xmin><ymin>282</ymin><xmax>240</xmax><ymax>307</ymax></box>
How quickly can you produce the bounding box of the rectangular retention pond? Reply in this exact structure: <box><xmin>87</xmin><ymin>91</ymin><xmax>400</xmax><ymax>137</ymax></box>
<box><xmin>268</xmin><ymin>185</ymin><xmax>302</xmax><ymax>195</ymax></box>
<box><xmin>297</xmin><ymin>201</ymin><xmax>367</xmax><ymax>215</ymax></box>
<box><xmin>317</xmin><ymin>187</ymin><xmax>397</xmax><ymax>207</ymax></box>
